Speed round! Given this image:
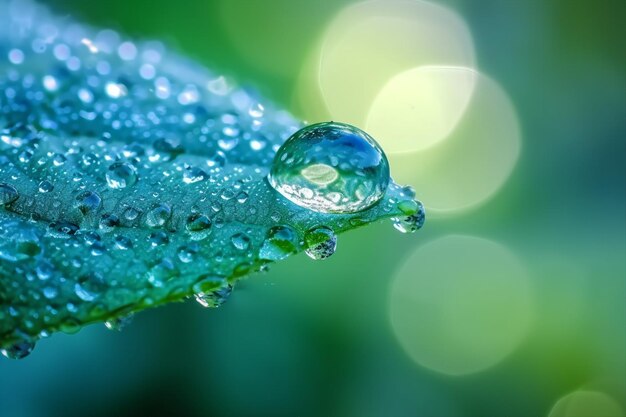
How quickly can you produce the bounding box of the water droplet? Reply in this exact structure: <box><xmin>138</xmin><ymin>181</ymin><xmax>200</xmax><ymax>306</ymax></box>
<box><xmin>36</xmin><ymin>261</ymin><xmax>54</xmax><ymax>280</ymax></box>
<box><xmin>147</xmin><ymin>258</ymin><xmax>177</xmax><ymax>287</ymax></box>
<box><xmin>231</xmin><ymin>233</ymin><xmax>251</xmax><ymax>251</ymax></box>
<box><xmin>152</xmin><ymin>138</ymin><xmax>183</xmax><ymax>162</ymax></box>
<box><xmin>236</xmin><ymin>191</ymin><xmax>249</xmax><ymax>204</ymax></box>
<box><xmin>183</xmin><ymin>166</ymin><xmax>208</xmax><ymax>184</ymax></box>
<box><xmin>123</xmin><ymin>206</ymin><xmax>141</xmax><ymax>221</ymax></box>
<box><xmin>74</xmin><ymin>283</ymin><xmax>96</xmax><ymax>301</ymax></box>
<box><xmin>99</xmin><ymin>214</ymin><xmax>120</xmax><ymax>232</ymax></box>
<box><xmin>177</xmin><ymin>243</ymin><xmax>199</xmax><ymax>263</ymax></box>
<box><xmin>304</xmin><ymin>226</ymin><xmax>337</xmax><ymax>260</ymax></box>
<box><xmin>104</xmin><ymin>315</ymin><xmax>133</xmax><ymax>331</ymax></box>
<box><xmin>259</xmin><ymin>225</ymin><xmax>298</xmax><ymax>261</ymax></box>
<box><xmin>185</xmin><ymin>213</ymin><xmax>212</xmax><ymax>241</ymax></box>
<box><xmin>194</xmin><ymin>280</ymin><xmax>233</xmax><ymax>308</ymax></box>
<box><xmin>43</xmin><ymin>286</ymin><xmax>58</xmax><ymax>299</ymax></box>
<box><xmin>74</xmin><ymin>190</ymin><xmax>102</xmax><ymax>215</ymax></box>
<box><xmin>391</xmin><ymin>200</ymin><xmax>425</xmax><ymax>233</ymax></box>
<box><xmin>38</xmin><ymin>180</ymin><xmax>54</xmax><ymax>193</ymax></box>
<box><xmin>1</xmin><ymin>341</ymin><xmax>35</xmax><ymax>359</ymax></box>
<box><xmin>268</xmin><ymin>122</ymin><xmax>389</xmax><ymax>213</ymax></box>
<box><xmin>52</xmin><ymin>153</ymin><xmax>67</xmax><ymax>166</ymax></box>
<box><xmin>207</xmin><ymin>151</ymin><xmax>226</xmax><ymax>169</ymax></box>
<box><xmin>48</xmin><ymin>221</ymin><xmax>79</xmax><ymax>238</ymax></box>
<box><xmin>114</xmin><ymin>234</ymin><xmax>133</xmax><ymax>250</ymax></box>
<box><xmin>0</xmin><ymin>183</ymin><xmax>19</xmax><ymax>205</ymax></box>
<box><xmin>148</xmin><ymin>231</ymin><xmax>169</xmax><ymax>247</ymax></box>
<box><xmin>145</xmin><ymin>203</ymin><xmax>171</xmax><ymax>228</ymax></box>
<box><xmin>106</xmin><ymin>162</ymin><xmax>137</xmax><ymax>189</ymax></box>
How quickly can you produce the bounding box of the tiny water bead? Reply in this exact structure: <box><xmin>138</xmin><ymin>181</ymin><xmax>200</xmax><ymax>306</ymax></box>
<box><xmin>268</xmin><ymin>122</ymin><xmax>390</xmax><ymax>213</ymax></box>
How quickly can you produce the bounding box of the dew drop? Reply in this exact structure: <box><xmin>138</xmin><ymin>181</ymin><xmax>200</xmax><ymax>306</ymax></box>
<box><xmin>268</xmin><ymin>122</ymin><xmax>389</xmax><ymax>213</ymax></box>
<box><xmin>74</xmin><ymin>190</ymin><xmax>102</xmax><ymax>215</ymax></box>
<box><xmin>148</xmin><ymin>231</ymin><xmax>169</xmax><ymax>247</ymax></box>
<box><xmin>194</xmin><ymin>281</ymin><xmax>233</xmax><ymax>308</ymax></box>
<box><xmin>183</xmin><ymin>166</ymin><xmax>208</xmax><ymax>184</ymax></box>
<box><xmin>123</xmin><ymin>206</ymin><xmax>141</xmax><ymax>221</ymax></box>
<box><xmin>106</xmin><ymin>161</ymin><xmax>137</xmax><ymax>189</ymax></box>
<box><xmin>206</xmin><ymin>151</ymin><xmax>226</xmax><ymax>170</ymax></box>
<box><xmin>43</xmin><ymin>286</ymin><xmax>58</xmax><ymax>299</ymax></box>
<box><xmin>104</xmin><ymin>315</ymin><xmax>133</xmax><ymax>331</ymax></box>
<box><xmin>114</xmin><ymin>234</ymin><xmax>133</xmax><ymax>250</ymax></box>
<box><xmin>391</xmin><ymin>200</ymin><xmax>425</xmax><ymax>233</ymax></box>
<box><xmin>304</xmin><ymin>226</ymin><xmax>337</xmax><ymax>260</ymax></box>
<box><xmin>74</xmin><ymin>283</ymin><xmax>96</xmax><ymax>302</ymax></box>
<box><xmin>48</xmin><ymin>221</ymin><xmax>79</xmax><ymax>238</ymax></box>
<box><xmin>38</xmin><ymin>180</ymin><xmax>54</xmax><ymax>193</ymax></box>
<box><xmin>1</xmin><ymin>341</ymin><xmax>35</xmax><ymax>359</ymax></box>
<box><xmin>177</xmin><ymin>243</ymin><xmax>198</xmax><ymax>263</ymax></box>
<box><xmin>185</xmin><ymin>213</ymin><xmax>212</xmax><ymax>241</ymax></box>
<box><xmin>231</xmin><ymin>233</ymin><xmax>250</xmax><ymax>251</ymax></box>
<box><xmin>99</xmin><ymin>214</ymin><xmax>120</xmax><ymax>233</ymax></box>
<box><xmin>145</xmin><ymin>203</ymin><xmax>171</xmax><ymax>228</ymax></box>
<box><xmin>0</xmin><ymin>183</ymin><xmax>19</xmax><ymax>205</ymax></box>
<box><xmin>259</xmin><ymin>225</ymin><xmax>298</xmax><ymax>261</ymax></box>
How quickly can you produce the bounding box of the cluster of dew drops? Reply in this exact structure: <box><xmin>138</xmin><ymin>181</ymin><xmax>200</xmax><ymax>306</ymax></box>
<box><xmin>0</xmin><ymin>1</ymin><xmax>423</xmax><ymax>359</ymax></box>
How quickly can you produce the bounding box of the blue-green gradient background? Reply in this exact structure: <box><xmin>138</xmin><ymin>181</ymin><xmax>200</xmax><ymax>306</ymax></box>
<box><xmin>1</xmin><ymin>0</ymin><xmax>624</xmax><ymax>416</ymax></box>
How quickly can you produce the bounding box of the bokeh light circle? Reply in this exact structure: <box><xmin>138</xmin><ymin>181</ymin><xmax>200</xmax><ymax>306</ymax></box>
<box><xmin>548</xmin><ymin>390</ymin><xmax>624</xmax><ymax>417</ymax></box>
<box><xmin>389</xmin><ymin>73</ymin><xmax>521</xmax><ymax>213</ymax></box>
<box><xmin>317</xmin><ymin>0</ymin><xmax>475</xmax><ymax>126</ymax></box>
<box><xmin>366</xmin><ymin>66</ymin><xmax>477</xmax><ymax>153</ymax></box>
<box><xmin>389</xmin><ymin>235</ymin><xmax>533</xmax><ymax>375</ymax></box>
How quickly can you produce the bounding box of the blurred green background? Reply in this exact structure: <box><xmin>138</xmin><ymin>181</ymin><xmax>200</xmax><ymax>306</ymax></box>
<box><xmin>1</xmin><ymin>0</ymin><xmax>624</xmax><ymax>416</ymax></box>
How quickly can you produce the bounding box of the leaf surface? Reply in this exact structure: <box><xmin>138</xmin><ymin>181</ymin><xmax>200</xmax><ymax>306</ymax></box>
<box><xmin>0</xmin><ymin>0</ymin><xmax>423</xmax><ymax>351</ymax></box>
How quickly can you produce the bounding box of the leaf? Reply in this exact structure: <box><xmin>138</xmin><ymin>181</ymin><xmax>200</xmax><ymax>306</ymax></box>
<box><xmin>0</xmin><ymin>0</ymin><xmax>424</xmax><ymax>354</ymax></box>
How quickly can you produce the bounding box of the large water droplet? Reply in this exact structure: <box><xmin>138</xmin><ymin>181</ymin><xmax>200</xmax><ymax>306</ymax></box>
<box><xmin>304</xmin><ymin>226</ymin><xmax>337</xmax><ymax>260</ymax></box>
<box><xmin>1</xmin><ymin>340</ymin><xmax>35</xmax><ymax>359</ymax></box>
<box><xmin>268</xmin><ymin>122</ymin><xmax>390</xmax><ymax>213</ymax></box>
<box><xmin>259</xmin><ymin>225</ymin><xmax>298</xmax><ymax>261</ymax></box>
<box><xmin>0</xmin><ymin>183</ymin><xmax>19</xmax><ymax>205</ymax></box>
<box><xmin>106</xmin><ymin>162</ymin><xmax>138</xmax><ymax>189</ymax></box>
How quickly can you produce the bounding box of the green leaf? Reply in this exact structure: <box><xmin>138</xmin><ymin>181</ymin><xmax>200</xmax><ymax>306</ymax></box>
<box><xmin>0</xmin><ymin>1</ymin><xmax>423</xmax><ymax>355</ymax></box>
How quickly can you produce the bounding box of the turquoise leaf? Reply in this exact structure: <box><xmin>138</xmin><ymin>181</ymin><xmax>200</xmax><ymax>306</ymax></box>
<box><xmin>0</xmin><ymin>0</ymin><xmax>424</xmax><ymax>357</ymax></box>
